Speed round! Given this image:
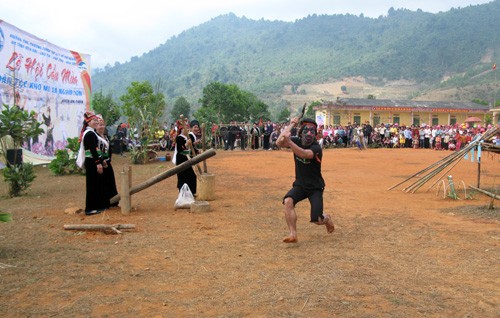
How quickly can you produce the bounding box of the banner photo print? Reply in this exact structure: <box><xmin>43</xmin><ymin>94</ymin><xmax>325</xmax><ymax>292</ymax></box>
<box><xmin>0</xmin><ymin>20</ymin><xmax>91</xmax><ymax>158</ymax></box>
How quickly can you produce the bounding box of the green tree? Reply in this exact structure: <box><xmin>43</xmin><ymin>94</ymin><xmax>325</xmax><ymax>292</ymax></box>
<box><xmin>306</xmin><ymin>101</ymin><xmax>321</xmax><ymax>118</ymax></box>
<box><xmin>277</xmin><ymin>107</ymin><xmax>291</xmax><ymax>123</ymax></box>
<box><xmin>242</xmin><ymin>91</ymin><xmax>270</xmax><ymax>123</ymax></box>
<box><xmin>196</xmin><ymin>82</ymin><xmax>269</xmax><ymax>124</ymax></box>
<box><xmin>171</xmin><ymin>96</ymin><xmax>191</xmax><ymax>121</ymax></box>
<box><xmin>198</xmin><ymin>82</ymin><xmax>246</xmax><ymax>123</ymax></box>
<box><xmin>91</xmin><ymin>91</ymin><xmax>121</xmax><ymax>125</ymax></box>
<box><xmin>120</xmin><ymin>81</ymin><xmax>166</xmax><ymax>163</ymax></box>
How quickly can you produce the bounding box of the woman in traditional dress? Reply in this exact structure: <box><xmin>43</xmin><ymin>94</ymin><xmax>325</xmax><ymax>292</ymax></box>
<box><xmin>96</xmin><ymin>115</ymin><xmax>119</xmax><ymax>208</ymax></box>
<box><xmin>173</xmin><ymin>120</ymin><xmax>197</xmax><ymax>196</ymax></box>
<box><xmin>78</xmin><ymin>112</ymin><xmax>108</xmax><ymax>215</ymax></box>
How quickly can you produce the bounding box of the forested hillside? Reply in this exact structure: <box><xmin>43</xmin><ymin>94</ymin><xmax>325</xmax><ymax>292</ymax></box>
<box><xmin>91</xmin><ymin>1</ymin><xmax>500</xmax><ymax>108</ymax></box>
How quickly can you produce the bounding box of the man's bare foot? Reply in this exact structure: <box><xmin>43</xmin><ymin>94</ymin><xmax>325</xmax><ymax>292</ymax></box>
<box><xmin>282</xmin><ymin>236</ymin><xmax>298</xmax><ymax>243</ymax></box>
<box><xmin>324</xmin><ymin>214</ymin><xmax>335</xmax><ymax>233</ymax></box>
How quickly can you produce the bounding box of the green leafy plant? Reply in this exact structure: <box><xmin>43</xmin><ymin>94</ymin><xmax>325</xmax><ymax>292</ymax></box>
<box><xmin>0</xmin><ymin>103</ymin><xmax>43</xmax><ymax>158</ymax></box>
<box><xmin>48</xmin><ymin>137</ymin><xmax>82</xmax><ymax>175</ymax></box>
<box><xmin>2</xmin><ymin>162</ymin><xmax>36</xmax><ymax>197</ymax></box>
<box><xmin>0</xmin><ymin>103</ymin><xmax>44</xmax><ymax>197</ymax></box>
<box><xmin>120</xmin><ymin>81</ymin><xmax>166</xmax><ymax>164</ymax></box>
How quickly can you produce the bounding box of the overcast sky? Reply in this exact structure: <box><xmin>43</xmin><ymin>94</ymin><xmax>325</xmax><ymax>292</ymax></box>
<box><xmin>0</xmin><ymin>0</ymin><xmax>493</xmax><ymax>69</ymax></box>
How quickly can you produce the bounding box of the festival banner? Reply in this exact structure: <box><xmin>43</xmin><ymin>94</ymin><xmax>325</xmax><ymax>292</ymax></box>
<box><xmin>0</xmin><ymin>20</ymin><xmax>91</xmax><ymax>158</ymax></box>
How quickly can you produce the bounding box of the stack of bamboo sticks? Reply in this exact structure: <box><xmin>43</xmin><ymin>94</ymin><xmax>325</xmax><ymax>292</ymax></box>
<box><xmin>388</xmin><ymin>126</ymin><xmax>499</xmax><ymax>193</ymax></box>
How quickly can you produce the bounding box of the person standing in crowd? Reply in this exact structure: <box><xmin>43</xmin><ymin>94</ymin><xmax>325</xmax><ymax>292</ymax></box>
<box><xmin>239</xmin><ymin>123</ymin><xmax>247</xmax><ymax>150</ymax></box>
<box><xmin>404</xmin><ymin>126</ymin><xmax>413</xmax><ymax>148</ymax></box>
<box><xmin>189</xmin><ymin>120</ymin><xmax>202</xmax><ymax>153</ymax></box>
<box><xmin>363</xmin><ymin>122</ymin><xmax>372</xmax><ymax>146</ymax></box>
<box><xmin>96</xmin><ymin>115</ymin><xmax>119</xmax><ymax>208</ymax></box>
<box><xmin>270</xmin><ymin>127</ymin><xmax>280</xmax><ymax>150</ymax></box>
<box><xmin>173</xmin><ymin>120</ymin><xmax>197</xmax><ymax>195</ymax></box>
<box><xmin>276</xmin><ymin>117</ymin><xmax>334</xmax><ymax>243</ymax></box>
<box><xmin>424</xmin><ymin>125</ymin><xmax>432</xmax><ymax>148</ymax></box>
<box><xmin>227</xmin><ymin>121</ymin><xmax>239</xmax><ymax>151</ymax></box>
<box><xmin>79</xmin><ymin>112</ymin><xmax>108</xmax><ymax>215</ymax></box>
<box><xmin>263</xmin><ymin>120</ymin><xmax>273</xmax><ymax>150</ymax></box>
<box><xmin>250</xmin><ymin>122</ymin><xmax>260</xmax><ymax>150</ymax></box>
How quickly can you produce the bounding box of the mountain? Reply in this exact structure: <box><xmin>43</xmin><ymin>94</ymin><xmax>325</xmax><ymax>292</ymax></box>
<box><xmin>91</xmin><ymin>1</ymin><xmax>500</xmax><ymax>110</ymax></box>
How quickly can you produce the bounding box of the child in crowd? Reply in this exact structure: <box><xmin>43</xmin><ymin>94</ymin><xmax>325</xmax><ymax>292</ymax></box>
<box><xmin>434</xmin><ymin>135</ymin><xmax>442</xmax><ymax>150</ymax></box>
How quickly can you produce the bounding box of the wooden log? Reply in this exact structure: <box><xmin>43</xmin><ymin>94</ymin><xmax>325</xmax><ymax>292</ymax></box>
<box><xmin>63</xmin><ymin>224</ymin><xmax>136</xmax><ymax>234</ymax></box>
<box><xmin>468</xmin><ymin>185</ymin><xmax>500</xmax><ymax>200</ymax></box>
<box><xmin>197</xmin><ymin>173</ymin><xmax>216</xmax><ymax>201</ymax></box>
<box><xmin>110</xmin><ymin>148</ymin><xmax>216</xmax><ymax>205</ymax></box>
<box><xmin>201</xmin><ymin>123</ymin><xmax>208</xmax><ymax>173</ymax></box>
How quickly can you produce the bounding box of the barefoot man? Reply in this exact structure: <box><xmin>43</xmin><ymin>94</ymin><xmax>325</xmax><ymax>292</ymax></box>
<box><xmin>276</xmin><ymin>117</ymin><xmax>334</xmax><ymax>243</ymax></box>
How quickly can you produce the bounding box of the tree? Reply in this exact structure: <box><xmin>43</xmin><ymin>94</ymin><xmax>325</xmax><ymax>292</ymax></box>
<box><xmin>196</xmin><ymin>82</ymin><xmax>269</xmax><ymax>124</ymax></box>
<box><xmin>306</xmin><ymin>101</ymin><xmax>321</xmax><ymax>118</ymax></box>
<box><xmin>120</xmin><ymin>81</ymin><xmax>167</xmax><ymax>163</ymax></box>
<box><xmin>197</xmin><ymin>82</ymin><xmax>246</xmax><ymax>123</ymax></box>
<box><xmin>171</xmin><ymin>96</ymin><xmax>191</xmax><ymax>121</ymax></box>
<box><xmin>242</xmin><ymin>91</ymin><xmax>270</xmax><ymax>123</ymax></box>
<box><xmin>92</xmin><ymin>91</ymin><xmax>121</xmax><ymax>125</ymax></box>
<box><xmin>277</xmin><ymin>107</ymin><xmax>291</xmax><ymax>123</ymax></box>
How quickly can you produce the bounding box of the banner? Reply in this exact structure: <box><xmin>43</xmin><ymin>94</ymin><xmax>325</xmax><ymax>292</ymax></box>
<box><xmin>0</xmin><ymin>20</ymin><xmax>91</xmax><ymax>158</ymax></box>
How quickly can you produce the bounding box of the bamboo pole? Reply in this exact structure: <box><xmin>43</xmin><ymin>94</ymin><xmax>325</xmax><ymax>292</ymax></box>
<box><xmin>387</xmin><ymin>152</ymin><xmax>461</xmax><ymax>191</ymax></box>
<box><xmin>425</xmin><ymin>155</ymin><xmax>464</xmax><ymax>191</ymax></box>
<box><xmin>389</xmin><ymin>126</ymin><xmax>499</xmax><ymax>193</ymax></box>
<box><xmin>404</xmin><ymin>145</ymin><xmax>471</xmax><ymax>193</ymax></box>
<box><xmin>63</xmin><ymin>224</ymin><xmax>135</xmax><ymax>234</ymax></box>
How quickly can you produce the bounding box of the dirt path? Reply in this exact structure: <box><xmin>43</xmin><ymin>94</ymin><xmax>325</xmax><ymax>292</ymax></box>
<box><xmin>0</xmin><ymin>148</ymin><xmax>498</xmax><ymax>317</ymax></box>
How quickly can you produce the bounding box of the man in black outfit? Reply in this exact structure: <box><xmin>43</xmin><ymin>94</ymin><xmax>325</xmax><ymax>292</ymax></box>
<box><xmin>225</xmin><ymin>121</ymin><xmax>238</xmax><ymax>151</ymax></box>
<box><xmin>276</xmin><ymin>117</ymin><xmax>335</xmax><ymax>243</ymax></box>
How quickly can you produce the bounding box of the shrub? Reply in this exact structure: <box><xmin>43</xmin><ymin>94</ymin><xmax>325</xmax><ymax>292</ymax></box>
<box><xmin>48</xmin><ymin>137</ymin><xmax>83</xmax><ymax>175</ymax></box>
<box><xmin>2</xmin><ymin>163</ymin><xmax>36</xmax><ymax>197</ymax></box>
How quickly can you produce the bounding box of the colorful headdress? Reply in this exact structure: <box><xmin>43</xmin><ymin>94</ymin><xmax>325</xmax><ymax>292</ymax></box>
<box><xmin>84</xmin><ymin>111</ymin><xmax>97</xmax><ymax>123</ymax></box>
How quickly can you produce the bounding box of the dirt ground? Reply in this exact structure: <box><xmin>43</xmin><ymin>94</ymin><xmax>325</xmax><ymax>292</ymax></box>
<box><xmin>0</xmin><ymin>147</ymin><xmax>499</xmax><ymax>317</ymax></box>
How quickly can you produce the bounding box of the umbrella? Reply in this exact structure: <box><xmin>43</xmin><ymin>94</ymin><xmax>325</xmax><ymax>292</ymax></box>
<box><xmin>464</xmin><ymin>117</ymin><xmax>482</xmax><ymax>123</ymax></box>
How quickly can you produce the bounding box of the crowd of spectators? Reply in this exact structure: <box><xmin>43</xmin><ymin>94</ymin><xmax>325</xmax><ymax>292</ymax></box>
<box><xmin>317</xmin><ymin>122</ymin><xmax>499</xmax><ymax>150</ymax></box>
<box><xmin>110</xmin><ymin>120</ymin><xmax>500</xmax><ymax>155</ymax></box>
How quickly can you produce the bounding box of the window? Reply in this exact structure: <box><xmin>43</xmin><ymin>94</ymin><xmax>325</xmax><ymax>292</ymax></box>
<box><xmin>432</xmin><ymin>116</ymin><xmax>439</xmax><ymax>126</ymax></box>
<box><xmin>413</xmin><ymin>115</ymin><xmax>420</xmax><ymax>127</ymax></box>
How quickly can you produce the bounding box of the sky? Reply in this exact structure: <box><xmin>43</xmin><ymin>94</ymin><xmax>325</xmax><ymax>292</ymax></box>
<box><xmin>0</xmin><ymin>0</ymin><xmax>493</xmax><ymax>69</ymax></box>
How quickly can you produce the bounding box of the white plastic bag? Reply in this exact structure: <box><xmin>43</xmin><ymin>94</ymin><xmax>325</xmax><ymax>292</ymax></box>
<box><xmin>174</xmin><ymin>183</ymin><xmax>195</xmax><ymax>210</ymax></box>
<box><xmin>76</xmin><ymin>143</ymin><xmax>86</xmax><ymax>169</ymax></box>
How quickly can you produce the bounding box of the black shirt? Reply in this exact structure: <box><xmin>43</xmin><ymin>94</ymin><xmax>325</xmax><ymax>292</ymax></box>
<box><xmin>291</xmin><ymin>136</ymin><xmax>325</xmax><ymax>190</ymax></box>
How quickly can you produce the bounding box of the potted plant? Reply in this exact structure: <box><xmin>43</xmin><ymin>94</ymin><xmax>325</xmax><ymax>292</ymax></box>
<box><xmin>0</xmin><ymin>103</ymin><xmax>43</xmax><ymax>196</ymax></box>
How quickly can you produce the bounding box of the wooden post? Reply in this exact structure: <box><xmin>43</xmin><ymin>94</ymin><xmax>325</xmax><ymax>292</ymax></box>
<box><xmin>121</xmin><ymin>167</ymin><xmax>131</xmax><ymax>215</ymax></box>
<box><xmin>197</xmin><ymin>173</ymin><xmax>216</xmax><ymax>201</ymax></box>
<box><xmin>201</xmin><ymin>123</ymin><xmax>208</xmax><ymax>173</ymax></box>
